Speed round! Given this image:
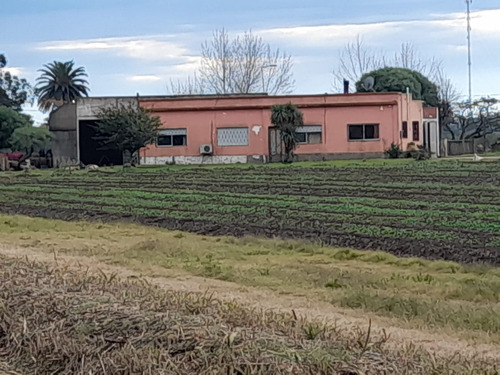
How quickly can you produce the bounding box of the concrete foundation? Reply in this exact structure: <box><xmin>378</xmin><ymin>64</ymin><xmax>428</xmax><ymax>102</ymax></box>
<box><xmin>294</xmin><ymin>152</ymin><xmax>384</xmax><ymax>161</ymax></box>
<box><xmin>140</xmin><ymin>155</ymin><xmax>248</xmax><ymax>165</ymax></box>
<box><xmin>140</xmin><ymin>152</ymin><xmax>383</xmax><ymax>165</ymax></box>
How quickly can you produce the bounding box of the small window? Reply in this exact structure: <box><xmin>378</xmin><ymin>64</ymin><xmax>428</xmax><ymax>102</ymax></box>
<box><xmin>296</xmin><ymin>132</ymin><xmax>307</xmax><ymax>143</ymax></box>
<box><xmin>157</xmin><ymin>129</ymin><xmax>187</xmax><ymax>147</ymax></box>
<box><xmin>412</xmin><ymin>121</ymin><xmax>420</xmax><ymax>141</ymax></box>
<box><xmin>217</xmin><ymin>127</ymin><xmax>249</xmax><ymax>146</ymax></box>
<box><xmin>348</xmin><ymin>124</ymin><xmax>379</xmax><ymax>141</ymax></box>
<box><xmin>348</xmin><ymin>125</ymin><xmax>364</xmax><ymax>140</ymax></box>
<box><xmin>402</xmin><ymin>121</ymin><xmax>408</xmax><ymax>138</ymax></box>
<box><xmin>296</xmin><ymin>125</ymin><xmax>322</xmax><ymax>144</ymax></box>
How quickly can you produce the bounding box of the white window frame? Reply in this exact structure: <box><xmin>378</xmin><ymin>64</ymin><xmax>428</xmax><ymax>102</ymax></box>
<box><xmin>296</xmin><ymin>125</ymin><xmax>323</xmax><ymax>144</ymax></box>
<box><xmin>157</xmin><ymin>128</ymin><xmax>187</xmax><ymax>147</ymax></box>
<box><xmin>347</xmin><ymin>124</ymin><xmax>380</xmax><ymax>141</ymax></box>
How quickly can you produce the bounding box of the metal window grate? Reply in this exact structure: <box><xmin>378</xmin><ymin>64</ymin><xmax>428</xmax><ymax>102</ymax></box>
<box><xmin>217</xmin><ymin>127</ymin><xmax>249</xmax><ymax>146</ymax></box>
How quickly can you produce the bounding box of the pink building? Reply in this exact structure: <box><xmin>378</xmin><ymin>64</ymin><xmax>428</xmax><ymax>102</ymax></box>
<box><xmin>139</xmin><ymin>92</ymin><xmax>425</xmax><ymax>165</ymax></box>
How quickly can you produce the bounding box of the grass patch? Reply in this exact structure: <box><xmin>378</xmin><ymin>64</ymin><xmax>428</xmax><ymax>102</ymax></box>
<box><xmin>340</xmin><ymin>289</ymin><xmax>500</xmax><ymax>334</ymax></box>
<box><xmin>1</xmin><ymin>256</ymin><xmax>498</xmax><ymax>374</ymax></box>
<box><xmin>1</xmin><ymin>214</ymin><xmax>499</xmax><ymax>345</ymax></box>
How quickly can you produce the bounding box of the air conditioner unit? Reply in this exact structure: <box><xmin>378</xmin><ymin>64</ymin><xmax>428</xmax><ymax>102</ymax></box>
<box><xmin>200</xmin><ymin>144</ymin><xmax>213</xmax><ymax>155</ymax></box>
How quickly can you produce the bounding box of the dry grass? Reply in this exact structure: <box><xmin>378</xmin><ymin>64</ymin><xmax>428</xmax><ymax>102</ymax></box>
<box><xmin>1</xmin><ymin>214</ymin><xmax>499</xmax><ymax>345</ymax></box>
<box><xmin>1</xmin><ymin>255</ymin><xmax>499</xmax><ymax>375</ymax></box>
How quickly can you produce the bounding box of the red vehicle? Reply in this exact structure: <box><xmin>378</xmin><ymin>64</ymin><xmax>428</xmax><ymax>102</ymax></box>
<box><xmin>6</xmin><ymin>152</ymin><xmax>24</xmax><ymax>161</ymax></box>
<box><xmin>3</xmin><ymin>152</ymin><xmax>25</xmax><ymax>170</ymax></box>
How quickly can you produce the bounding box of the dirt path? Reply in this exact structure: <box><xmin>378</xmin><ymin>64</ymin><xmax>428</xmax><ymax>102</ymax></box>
<box><xmin>1</xmin><ymin>244</ymin><xmax>499</xmax><ymax>362</ymax></box>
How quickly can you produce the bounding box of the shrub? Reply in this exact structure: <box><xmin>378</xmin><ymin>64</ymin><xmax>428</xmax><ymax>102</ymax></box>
<box><xmin>407</xmin><ymin>145</ymin><xmax>431</xmax><ymax>161</ymax></box>
<box><xmin>384</xmin><ymin>143</ymin><xmax>402</xmax><ymax>159</ymax></box>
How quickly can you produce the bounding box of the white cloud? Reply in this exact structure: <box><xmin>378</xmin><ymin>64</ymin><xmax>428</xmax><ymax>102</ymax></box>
<box><xmin>171</xmin><ymin>56</ymin><xmax>202</xmax><ymax>73</ymax></box>
<box><xmin>37</xmin><ymin>36</ymin><xmax>191</xmax><ymax>62</ymax></box>
<box><xmin>0</xmin><ymin>66</ymin><xmax>24</xmax><ymax>75</ymax></box>
<box><xmin>259</xmin><ymin>8</ymin><xmax>500</xmax><ymax>47</ymax></box>
<box><xmin>127</xmin><ymin>74</ymin><xmax>162</xmax><ymax>82</ymax></box>
<box><xmin>450</xmin><ymin>45</ymin><xmax>469</xmax><ymax>53</ymax></box>
<box><xmin>441</xmin><ymin>9</ymin><xmax>500</xmax><ymax>37</ymax></box>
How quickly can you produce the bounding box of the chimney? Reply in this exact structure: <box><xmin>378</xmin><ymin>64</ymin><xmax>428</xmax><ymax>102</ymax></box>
<box><xmin>343</xmin><ymin>79</ymin><xmax>349</xmax><ymax>94</ymax></box>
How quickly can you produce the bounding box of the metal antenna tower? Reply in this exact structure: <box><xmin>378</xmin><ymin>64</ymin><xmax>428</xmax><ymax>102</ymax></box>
<box><xmin>466</xmin><ymin>0</ymin><xmax>472</xmax><ymax>103</ymax></box>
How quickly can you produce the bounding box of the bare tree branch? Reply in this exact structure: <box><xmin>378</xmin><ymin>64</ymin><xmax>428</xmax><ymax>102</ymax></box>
<box><xmin>332</xmin><ymin>36</ymin><xmax>383</xmax><ymax>91</ymax></box>
<box><xmin>331</xmin><ymin>36</ymin><xmax>466</xmax><ymax>142</ymax></box>
<box><xmin>433</xmin><ymin>66</ymin><xmax>462</xmax><ymax>140</ymax></box>
<box><xmin>332</xmin><ymin>37</ymin><xmax>446</xmax><ymax>93</ymax></box>
<box><xmin>452</xmin><ymin>98</ymin><xmax>500</xmax><ymax>140</ymax></box>
<box><xmin>168</xmin><ymin>73</ymin><xmax>208</xmax><ymax>96</ymax></box>
<box><xmin>168</xmin><ymin>29</ymin><xmax>294</xmax><ymax>95</ymax></box>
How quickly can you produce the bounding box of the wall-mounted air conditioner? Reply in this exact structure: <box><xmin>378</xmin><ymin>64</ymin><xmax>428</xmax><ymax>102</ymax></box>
<box><xmin>200</xmin><ymin>144</ymin><xmax>213</xmax><ymax>155</ymax></box>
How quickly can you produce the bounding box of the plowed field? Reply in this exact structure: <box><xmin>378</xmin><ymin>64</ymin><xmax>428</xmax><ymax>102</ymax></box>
<box><xmin>1</xmin><ymin>160</ymin><xmax>499</xmax><ymax>265</ymax></box>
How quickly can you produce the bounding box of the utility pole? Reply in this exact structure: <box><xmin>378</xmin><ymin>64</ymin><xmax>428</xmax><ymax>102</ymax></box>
<box><xmin>466</xmin><ymin>0</ymin><xmax>472</xmax><ymax>104</ymax></box>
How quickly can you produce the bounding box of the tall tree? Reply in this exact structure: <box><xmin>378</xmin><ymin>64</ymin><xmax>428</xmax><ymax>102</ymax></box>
<box><xmin>169</xmin><ymin>73</ymin><xmax>208</xmax><ymax>96</ymax></box>
<box><xmin>331</xmin><ymin>37</ymin><xmax>460</xmax><ymax>138</ymax></box>
<box><xmin>0</xmin><ymin>53</ymin><xmax>32</xmax><ymax>111</ymax></box>
<box><xmin>331</xmin><ymin>37</ymin><xmax>442</xmax><ymax>92</ymax></box>
<box><xmin>270</xmin><ymin>103</ymin><xmax>304</xmax><ymax>163</ymax></box>
<box><xmin>0</xmin><ymin>105</ymin><xmax>53</xmax><ymax>165</ymax></box>
<box><xmin>452</xmin><ymin>98</ymin><xmax>500</xmax><ymax>140</ymax></box>
<box><xmin>331</xmin><ymin>36</ymin><xmax>383</xmax><ymax>92</ymax></box>
<box><xmin>170</xmin><ymin>29</ymin><xmax>294</xmax><ymax>95</ymax></box>
<box><xmin>35</xmin><ymin>61</ymin><xmax>89</xmax><ymax>111</ymax></box>
<box><xmin>434</xmin><ymin>69</ymin><xmax>461</xmax><ymax>140</ymax></box>
<box><xmin>8</xmin><ymin>126</ymin><xmax>53</xmax><ymax>161</ymax></box>
<box><xmin>356</xmin><ymin>67</ymin><xmax>439</xmax><ymax>107</ymax></box>
<box><xmin>0</xmin><ymin>106</ymin><xmax>33</xmax><ymax>149</ymax></box>
<box><xmin>95</xmin><ymin>104</ymin><xmax>162</xmax><ymax>164</ymax></box>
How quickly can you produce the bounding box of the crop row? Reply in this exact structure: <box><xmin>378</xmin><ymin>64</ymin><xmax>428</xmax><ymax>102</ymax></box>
<box><xmin>1</xmin><ymin>189</ymin><xmax>499</xmax><ymax>247</ymax></box>
<box><xmin>2</xmin><ymin>183</ymin><xmax>500</xmax><ymax>223</ymax></box>
<box><xmin>10</xmin><ymin>169</ymin><xmax>500</xmax><ymax>188</ymax></box>
<box><xmin>2</xmin><ymin>185</ymin><xmax>500</xmax><ymax>231</ymax></box>
<box><xmin>6</xmin><ymin>179</ymin><xmax>500</xmax><ymax>208</ymax></box>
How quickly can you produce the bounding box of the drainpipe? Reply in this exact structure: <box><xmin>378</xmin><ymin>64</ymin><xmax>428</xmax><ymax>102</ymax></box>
<box><xmin>436</xmin><ymin>119</ymin><xmax>441</xmax><ymax>157</ymax></box>
<box><xmin>406</xmin><ymin>87</ymin><xmax>411</xmax><ymax>143</ymax></box>
<box><xmin>75</xmin><ymin>101</ymin><xmax>80</xmax><ymax>166</ymax></box>
<box><xmin>323</xmin><ymin>95</ymin><xmax>327</xmax><ymax>149</ymax></box>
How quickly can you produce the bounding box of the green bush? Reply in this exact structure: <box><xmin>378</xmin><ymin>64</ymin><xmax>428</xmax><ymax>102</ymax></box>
<box><xmin>384</xmin><ymin>143</ymin><xmax>402</xmax><ymax>159</ymax></box>
<box><xmin>408</xmin><ymin>145</ymin><xmax>431</xmax><ymax>161</ymax></box>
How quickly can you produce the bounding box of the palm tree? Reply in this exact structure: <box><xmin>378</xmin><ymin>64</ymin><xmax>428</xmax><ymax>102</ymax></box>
<box><xmin>35</xmin><ymin>61</ymin><xmax>89</xmax><ymax>111</ymax></box>
<box><xmin>270</xmin><ymin>103</ymin><xmax>304</xmax><ymax>163</ymax></box>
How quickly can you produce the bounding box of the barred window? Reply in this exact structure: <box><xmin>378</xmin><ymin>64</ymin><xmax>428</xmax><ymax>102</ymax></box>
<box><xmin>296</xmin><ymin>125</ymin><xmax>322</xmax><ymax>144</ymax></box>
<box><xmin>217</xmin><ymin>127</ymin><xmax>249</xmax><ymax>146</ymax></box>
<box><xmin>412</xmin><ymin>121</ymin><xmax>420</xmax><ymax>141</ymax></box>
<box><xmin>402</xmin><ymin>121</ymin><xmax>408</xmax><ymax>138</ymax></box>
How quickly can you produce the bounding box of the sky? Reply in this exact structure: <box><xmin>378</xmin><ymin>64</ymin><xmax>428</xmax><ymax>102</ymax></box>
<box><xmin>1</xmin><ymin>0</ymin><xmax>500</xmax><ymax>124</ymax></box>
